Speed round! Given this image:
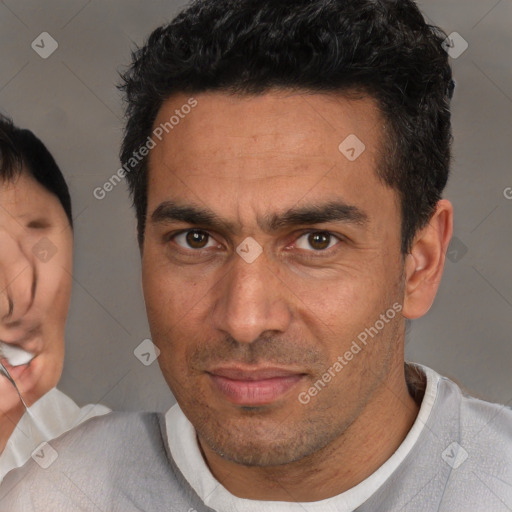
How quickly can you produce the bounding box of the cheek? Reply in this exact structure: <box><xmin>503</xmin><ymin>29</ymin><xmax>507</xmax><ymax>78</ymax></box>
<box><xmin>37</xmin><ymin>265</ymin><xmax>72</xmax><ymax>323</ymax></box>
<box><xmin>287</xmin><ymin>269</ymin><xmax>381</xmax><ymax>329</ymax></box>
<box><xmin>313</xmin><ymin>280</ymin><xmax>360</xmax><ymax>316</ymax></box>
<box><xmin>37</xmin><ymin>353</ymin><xmax>63</xmax><ymax>386</ymax></box>
<box><xmin>37</xmin><ymin>234</ymin><xmax>72</xmax><ymax>300</ymax></box>
<box><xmin>142</xmin><ymin>269</ymin><xmax>208</xmax><ymax>382</ymax></box>
<box><xmin>143</xmin><ymin>260</ymin><xmax>212</xmax><ymax>331</ymax></box>
<box><xmin>288</xmin><ymin>265</ymin><xmax>398</xmax><ymax>363</ymax></box>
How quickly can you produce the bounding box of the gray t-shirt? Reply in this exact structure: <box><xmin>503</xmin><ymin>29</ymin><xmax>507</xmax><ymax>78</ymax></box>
<box><xmin>1</xmin><ymin>367</ymin><xmax>511</xmax><ymax>511</ymax></box>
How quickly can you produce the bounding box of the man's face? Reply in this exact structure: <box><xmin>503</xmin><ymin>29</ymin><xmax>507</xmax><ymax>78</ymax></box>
<box><xmin>142</xmin><ymin>90</ymin><xmax>407</xmax><ymax>466</ymax></box>
<box><xmin>0</xmin><ymin>171</ymin><xmax>73</xmax><ymax>412</ymax></box>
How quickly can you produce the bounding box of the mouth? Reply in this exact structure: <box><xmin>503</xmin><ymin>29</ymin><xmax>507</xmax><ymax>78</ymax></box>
<box><xmin>0</xmin><ymin>357</ymin><xmax>34</xmax><ymax>384</ymax></box>
<box><xmin>207</xmin><ymin>366</ymin><xmax>307</xmax><ymax>406</ymax></box>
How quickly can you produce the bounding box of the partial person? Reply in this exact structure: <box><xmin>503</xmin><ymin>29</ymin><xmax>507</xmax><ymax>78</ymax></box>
<box><xmin>0</xmin><ymin>114</ymin><xmax>110</xmax><ymax>484</ymax></box>
<box><xmin>1</xmin><ymin>1</ymin><xmax>511</xmax><ymax>510</ymax></box>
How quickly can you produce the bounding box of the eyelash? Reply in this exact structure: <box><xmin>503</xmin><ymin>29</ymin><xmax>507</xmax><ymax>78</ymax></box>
<box><xmin>166</xmin><ymin>229</ymin><xmax>344</xmax><ymax>256</ymax></box>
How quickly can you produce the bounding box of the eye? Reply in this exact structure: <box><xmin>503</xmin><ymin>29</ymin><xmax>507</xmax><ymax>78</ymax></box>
<box><xmin>295</xmin><ymin>231</ymin><xmax>341</xmax><ymax>251</ymax></box>
<box><xmin>172</xmin><ymin>229</ymin><xmax>219</xmax><ymax>250</ymax></box>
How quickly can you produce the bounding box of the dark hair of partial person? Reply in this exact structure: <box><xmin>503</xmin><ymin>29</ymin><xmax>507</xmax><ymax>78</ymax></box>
<box><xmin>119</xmin><ymin>0</ymin><xmax>455</xmax><ymax>254</ymax></box>
<box><xmin>0</xmin><ymin>114</ymin><xmax>73</xmax><ymax>229</ymax></box>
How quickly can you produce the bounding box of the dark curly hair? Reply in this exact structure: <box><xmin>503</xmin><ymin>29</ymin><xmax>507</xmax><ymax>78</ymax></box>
<box><xmin>119</xmin><ymin>0</ymin><xmax>454</xmax><ymax>253</ymax></box>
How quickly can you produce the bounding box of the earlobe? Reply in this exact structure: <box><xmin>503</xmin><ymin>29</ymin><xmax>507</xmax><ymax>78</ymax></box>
<box><xmin>402</xmin><ymin>199</ymin><xmax>453</xmax><ymax>319</ymax></box>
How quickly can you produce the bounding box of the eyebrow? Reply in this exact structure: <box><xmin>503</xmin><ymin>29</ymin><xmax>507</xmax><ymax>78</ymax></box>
<box><xmin>150</xmin><ymin>200</ymin><xmax>369</xmax><ymax>235</ymax></box>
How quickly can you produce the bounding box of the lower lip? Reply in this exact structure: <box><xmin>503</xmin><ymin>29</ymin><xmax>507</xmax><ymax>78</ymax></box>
<box><xmin>209</xmin><ymin>374</ymin><xmax>304</xmax><ymax>406</ymax></box>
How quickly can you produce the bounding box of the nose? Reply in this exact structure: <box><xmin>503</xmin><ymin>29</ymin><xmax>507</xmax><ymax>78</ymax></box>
<box><xmin>211</xmin><ymin>248</ymin><xmax>293</xmax><ymax>344</ymax></box>
<box><xmin>0</xmin><ymin>229</ymin><xmax>36</xmax><ymax>323</ymax></box>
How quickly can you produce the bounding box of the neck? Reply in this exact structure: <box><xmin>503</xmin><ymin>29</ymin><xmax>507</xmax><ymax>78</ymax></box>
<box><xmin>0</xmin><ymin>403</ymin><xmax>26</xmax><ymax>454</ymax></box>
<box><xmin>198</xmin><ymin>362</ymin><xmax>421</xmax><ymax>502</ymax></box>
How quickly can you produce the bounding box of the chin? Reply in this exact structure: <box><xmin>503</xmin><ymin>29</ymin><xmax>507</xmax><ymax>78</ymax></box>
<box><xmin>198</xmin><ymin>416</ymin><xmax>315</xmax><ymax>467</ymax></box>
<box><xmin>213</xmin><ymin>436</ymin><xmax>309</xmax><ymax>467</ymax></box>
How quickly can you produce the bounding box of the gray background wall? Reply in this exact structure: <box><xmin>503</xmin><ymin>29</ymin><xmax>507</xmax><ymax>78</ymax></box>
<box><xmin>0</xmin><ymin>0</ymin><xmax>510</xmax><ymax>412</ymax></box>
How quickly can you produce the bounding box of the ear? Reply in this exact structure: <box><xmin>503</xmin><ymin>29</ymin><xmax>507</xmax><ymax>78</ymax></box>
<box><xmin>402</xmin><ymin>199</ymin><xmax>453</xmax><ymax>319</ymax></box>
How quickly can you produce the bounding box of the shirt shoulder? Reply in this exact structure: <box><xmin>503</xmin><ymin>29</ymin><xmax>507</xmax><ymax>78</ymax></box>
<box><xmin>0</xmin><ymin>411</ymin><xmax>178</xmax><ymax>511</ymax></box>
<box><xmin>437</xmin><ymin>373</ymin><xmax>512</xmax><ymax>461</ymax></box>
<box><xmin>358</xmin><ymin>367</ymin><xmax>512</xmax><ymax>512</ymax></box>
<box><xmin>0</xmin><ymin>388</ymin><xmax>111</xmax><ymax>484</ymax></box>
<box><xmin>459</xmin><ymin>386</ymin><xmax>512</xmax><ymax>440</ymax></box>
<box><xmin>438</xmin><ymin>377</ymin><xmax>512</xmax><ymax>511</ymax></box>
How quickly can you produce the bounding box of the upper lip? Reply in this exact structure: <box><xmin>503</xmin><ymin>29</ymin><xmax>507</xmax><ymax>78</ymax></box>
<box><xmin>208</xmin><ymin>366</ymin><xmax>305</xmax><ymax>381</ymax></box>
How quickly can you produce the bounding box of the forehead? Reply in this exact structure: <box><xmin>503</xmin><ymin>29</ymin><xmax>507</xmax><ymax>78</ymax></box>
<box><xmin>0</xmin><ymin>170</ymin><xmax>63</xmax><ymax>218</ymax></box>
<box><xmin>146</xmin><ymin>90</ymin><xmax>396</xmax><ymax>227</ymax></box>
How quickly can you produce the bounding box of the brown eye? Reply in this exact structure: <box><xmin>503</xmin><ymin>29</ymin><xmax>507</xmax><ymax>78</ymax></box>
<box><xmin>294</xmin><ymin>231</ymin><xmax>341</xmax><ymax>253</ymax></box>
<box><xmin>168</xmin><ymin>229</ymin><xmax>216</xmax><ymax>250</ymax></box>
<box><xmin>185</xmin><ymin>230</ymin><xmax>209</xmax><ymax>248</ymax></box>
<box><xmin>307</xmin><ymin>232</ymin><xmax>332</xmax><ymax>250</ymax></box>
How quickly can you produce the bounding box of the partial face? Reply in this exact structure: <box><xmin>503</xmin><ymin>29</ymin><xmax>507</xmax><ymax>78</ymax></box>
<box><xmin>142</xmin><ymin>90</ymin><xmax>406</xmax><ymax>466</ymax></box>
<box><xmin>0</xmin><ymin>171</ymin><xmax>73</xmax><ymax>412</ymax></box>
